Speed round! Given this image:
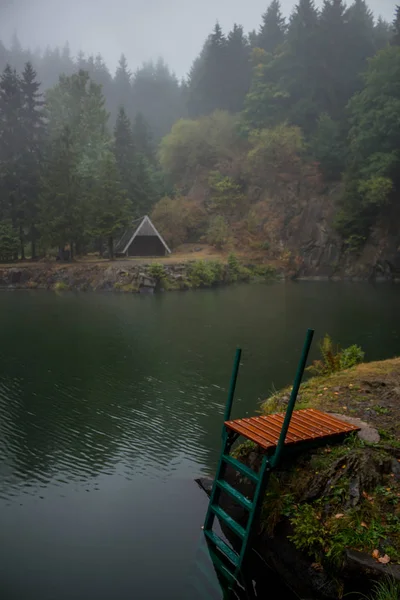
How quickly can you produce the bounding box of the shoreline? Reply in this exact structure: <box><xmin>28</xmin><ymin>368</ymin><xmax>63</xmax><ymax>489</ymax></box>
<box><xmin>0</xmin><ymin>260</ymin><xmax>399</xmax><ymax>294</ymax></box>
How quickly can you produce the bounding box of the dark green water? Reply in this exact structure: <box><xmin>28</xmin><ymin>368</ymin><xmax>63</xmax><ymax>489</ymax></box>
<box><xmin>0</xmin><ymin>283</ymin><xmax>399</xmax><ymax>600</ymax></box>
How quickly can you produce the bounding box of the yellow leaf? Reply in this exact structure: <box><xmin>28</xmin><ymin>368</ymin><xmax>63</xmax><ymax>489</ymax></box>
<box><xmin>342</xmin><ymin>465</ymin><xmax>347</xmax><ymax>469</ymax></box>
<box><xmin>378</xmin><ymin>554</ymin><xmax>390</xmax><ymax>564</ymax></box>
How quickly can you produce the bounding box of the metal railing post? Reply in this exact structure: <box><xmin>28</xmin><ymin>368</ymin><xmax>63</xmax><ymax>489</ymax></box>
<box><xmin>271</xmin><ymin>329</ymin><xmax>314</xmax><ymax>467</ymax></box>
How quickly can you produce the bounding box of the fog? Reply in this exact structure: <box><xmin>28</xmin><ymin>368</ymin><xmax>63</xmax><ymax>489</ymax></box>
<box><xmin>0</xmin><ymin>0</ymin><xmax>396</xmax><ymax>76</ymax></box>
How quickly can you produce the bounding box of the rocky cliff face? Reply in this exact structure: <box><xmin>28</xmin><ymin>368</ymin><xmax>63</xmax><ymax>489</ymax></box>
<box><xmin>272</xmin><ymin>189</ymin><xmax>400</xmax><ymax>281</ymax></box>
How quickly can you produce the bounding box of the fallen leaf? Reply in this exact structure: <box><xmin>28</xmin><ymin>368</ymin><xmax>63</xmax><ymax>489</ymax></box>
<box><xmin>372</xmin><ymin>549</ymin><xmax>380</xmax><ymax>559</ymax></box>
<box><xmin>342</xmin><ymin>465</ymin><xmax>347</xmax><ymax>469</ymax></box>
<box><xmin>390</xmin><ymin>474</ymin><xmax>395</xmax><ymax>478</ymax></box>
<box><xmin>335</xmin><ymin>514</ymin><xmax>344</xmax><ymax>519</ymax></box>
<box><xmin>311</xmin><ymin>563</ymin><xmax>323</xmax><ymax>572</ymax></box>
<box><xmin>362</xmin><ymin>491</ymin><xmax>368</xmax><ymax>498</ymax></box>
<box><xmin>378</xmin><ymin>555</ymin><xmax>391</xmax><ymax>564</ymax></box>
<box><xmin>386</xmin><ymin>488</ymin><xmax>391</xmax><ymax>492</ymax></box>
<box><xmin>334</xmin><ymin>392</ymin><xmax>339</xmax><ymax>395</ymax></box>
<box><xmin>361</xmin><ymin>522</ymin><xmax>368</xmax><ymax>528</ymax></box>
<box><xmin>349</xmin><ymin>384</ymin><xmax>353</xmax><ymax>388</ymax></box>
<box><xmin>325</xmin><ymin>448</ymin><xmax>332</xmax><ymax>454</ymax></box>
<box><xmin>342</xmin><ymin>406</ymin><xmax>348</xmax><ymax>410</ymax></box>
<box><xmin>323</xmin><ymin>387</ymin><xmax>328</xmax><ymax>391</ymax></box>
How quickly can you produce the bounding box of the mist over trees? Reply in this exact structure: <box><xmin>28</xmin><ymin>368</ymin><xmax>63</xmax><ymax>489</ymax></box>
<box><xmin>0</xmin><ymin>0</ymin><xmax>399</xmax><ymax>260</ymax></box>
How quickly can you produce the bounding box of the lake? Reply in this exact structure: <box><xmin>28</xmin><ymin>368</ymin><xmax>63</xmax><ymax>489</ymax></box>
<box><xmin>0</xmin><ymin>282</ymin><xmax>399</xmax><ymax>599</ymax></box>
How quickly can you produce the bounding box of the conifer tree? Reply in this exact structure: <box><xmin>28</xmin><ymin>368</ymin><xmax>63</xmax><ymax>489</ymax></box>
<box><xmin>393</xmin><ymin>6</ymin><xmax>400</xmax><ymax>45</ymax></box>
<box><xmin>0</xmin><ymin>64</ymin><xmax>24</xmax><ymax>257</ymax></box>
<box><xmin>258</xmin><ymin>1</ymin><xmax>286</xmax><ymax>53</ymax></box>
<box><xmin>224</xmin><ymin>24</ymin><xmax>251</xmax><ymax>113</ymax></box>
<box><xmin>20</xmin><ymin>62</ymin><xmax>45</xmax><ymax>259</ymax></box>
<box><xmin>114</xmin><ymin>106</ymin><xmax>136</xmax><ymax>210</ymax></box>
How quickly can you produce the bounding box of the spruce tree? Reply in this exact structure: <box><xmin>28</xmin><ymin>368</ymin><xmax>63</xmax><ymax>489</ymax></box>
<box><xmin>344</xmin><ymin>0</ymin><xmax>375</xmax><ymax>99</ymax></box>
<box><xmin>393</xmin><ymin>6</ymin><xmax>400</xmax><ymax>45</ymax></box>
<box><xmin>374</xmin><ymin>17</ymin><xmax>391</xmax><ymax>51</ymax></box>
<box><xmin>187</xmin><ymin>23</ymin><xmax>228</xmax><ymax>116</ymax></box>
<box><xmin>258</xmin><ymin>1</ymin><xmax>286</xmax><ymax>54</ymax></box>
<box><xmin>89</xmin><ymin>151</ymin><xmax>129</xmax><ymax>259</ymax></box>
<box><xmin>224</xmin><ymin>24</ymin><xmax>251</xmax><ymax>113</ymax></box>
<box><xmin>20</xmin><ymin>62</ymin><xmax>45</xmax><ymax>259</ymax></box>
<box><xmin>284</xmin><ymin>0</ymin><xmax>321</xmax><ymax>132</ymax></box>
<box><xmin>0</xmin><ymin>64</ymin><xmax>24</xmax><ymax>257</ymax></box>
<box><xmin>113</xmin><ymin>54</ymin><xmax>132</xmax><ymax>121</ymax></box>
<box><xmin>114</xmin><ymin>106</ymin><xmax>136</xmax><ymax>212</ymax></box>
<box><xmin>318</xmin><ymin>0</ymin><xmax>348</xmax><ymax>119</ymax></box>
<box><xmin>132</xmin><ymin>112</ymin><xmax>154</xmax><ymax>163</ymax></box>
<box><xmin>40</xmin><ymin>125</ymin><xmax>81</xmax><ymax>257</ymax></box>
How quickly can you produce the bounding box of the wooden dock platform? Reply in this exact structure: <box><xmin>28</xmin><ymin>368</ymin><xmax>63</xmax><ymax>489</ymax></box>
<box><xmin>225</xmin><ymin>408</ymin><xmax>360</xmax><ymax>451</ymax></box>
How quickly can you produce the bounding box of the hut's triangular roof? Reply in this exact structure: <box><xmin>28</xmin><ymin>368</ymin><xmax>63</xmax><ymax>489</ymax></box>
<box><xmin>115</xmin><ymin>215</ymin><xmax>171</xmax><ymax>255</ymax></box>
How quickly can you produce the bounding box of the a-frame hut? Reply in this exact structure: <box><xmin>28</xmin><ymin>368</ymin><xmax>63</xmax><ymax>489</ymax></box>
<box><xmin>115</xmin><ymin>216</ymin><xmax>171</xmax><ymax>257</ymax></box>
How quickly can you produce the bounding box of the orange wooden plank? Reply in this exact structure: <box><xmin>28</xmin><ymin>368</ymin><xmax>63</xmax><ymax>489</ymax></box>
<box><xmin>225</xmin><ymin>409</ymin><xmax>360</xmax><ymax>451</ymax></box>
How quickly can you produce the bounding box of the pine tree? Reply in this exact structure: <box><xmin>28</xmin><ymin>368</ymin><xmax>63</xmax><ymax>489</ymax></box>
<box><xmin>20</xmin><ymin>62</ymin><xmax>45</xmax><ymax>259</ymax></box>
<box><xmin>343</xmin><ymin>0</ymin><xmax>375</xmax><ymax>99</ymax></box>
<box><xmin>132</xmin><ymin>112</ymin><xmax>154</xmax><ymax>163</ymax></box>
<box><xmin>393</xmin><ymin>6</ymin><xmax>400</xmax><ymax>45</ymax></box>
<box><xmin>113</xmin><ymin>54</ymin><xmax>132</xmax><ymax>121</ymax></box>
<box><xmin>258</xmin><ymin>1</ymin><xmax>286</xmax><ymax>53</ymax></box>
<box><xmin>187</xmin><ymin>23</ymin><xmax>228</xmax><ymax>116</ymax></box>
<box><xmin>374</xmin><ymin>17</ymin><xmax>391</xmax><ymax>51</ymax></box>
<box><xmin>0</xmin><ymin>64</ymin><xmax>24</xmax><ymax>257</ymax></box>
<box><xmin>89</xmin><ymin>151</ymin><xmax>129</xmax><ymax>258</ymax></box>
<box><xmin>224</xmin><ymin>24</ymin><xmax>252</xmax><ymax>113</ymax></box>
<box><xmin>40</xmin><ymin>125</ymin><xmax>82</xmax><ymax>257</ymax></box>
<box><xmin>318</xmin><ymin>0</ymin><xmax>348</xmax><ymax>119</ymax></box>
<box><xmin>284</xmin><ymin>0</ymin><xmax>321</xmax><ymax>132</ymax></box>
<box><xmin>114</xmin><ymin>106</ymin><xmax>136</xmax><ymax>211</ymax></box>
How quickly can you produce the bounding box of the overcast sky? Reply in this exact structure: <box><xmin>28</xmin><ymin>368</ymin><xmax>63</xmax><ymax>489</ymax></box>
<box><xmin>0</xmin><ymin>0</ymin><xmax>397</xmax><ymax>77</ymax></box>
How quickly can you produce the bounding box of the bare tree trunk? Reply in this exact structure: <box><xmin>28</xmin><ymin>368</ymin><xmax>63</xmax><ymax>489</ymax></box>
<box><xmin>31</xmin><ymin>225</ymin><xmax>36</xmax><ymax>260</ymax></box>
<box><xmin>108</xmin><ymin>236</ymin><xmax>114</xmax><ymax>260</ymax></box>
<box><xmin>19</xmin><ymin>225</ymin><xmax>25</xmax><ymax>260</ymax></box>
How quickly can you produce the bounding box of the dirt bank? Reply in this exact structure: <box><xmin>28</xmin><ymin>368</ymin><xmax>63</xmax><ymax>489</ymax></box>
<box><xmin>199</xmin><ymin>358</ymin><xmax>400</xmax><ymax>599</ymax></box>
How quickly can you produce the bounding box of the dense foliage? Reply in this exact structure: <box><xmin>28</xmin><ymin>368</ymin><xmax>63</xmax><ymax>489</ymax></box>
<box><xmin>0</xmin><ymin>2</ymin><xmax>399</xmax><ymax>260</ymax></box>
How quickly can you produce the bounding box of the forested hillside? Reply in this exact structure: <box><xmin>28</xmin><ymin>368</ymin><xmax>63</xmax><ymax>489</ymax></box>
<box><xmin>0</xmin><ymin>1</ymin><xmax>399</xmax><ymax>277</ymax></box>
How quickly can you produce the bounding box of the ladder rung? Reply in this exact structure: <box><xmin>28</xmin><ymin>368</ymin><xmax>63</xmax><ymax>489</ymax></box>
<box><xmin>210</xmin><ymin>505</ymin><xmax>246</xmax><ymax>539</ymax></box>
<box><xmin>216</xmin><ymin>480</ymin><xmax>253</xmax><ymax>511</ymax></box>
<box><xmin>204</xmin><ymin>530</ymin><xmax>240</xmax><ymax>567</ymax></box>
<box><xmin>207</xmin><ymin>547</ymin><xmax>237</xmax><ymax>585</ymax></box>
<box><xmin>222</xmin><ymin>454</ymin><xmax>259</xmax><ymax>483</ymax></box>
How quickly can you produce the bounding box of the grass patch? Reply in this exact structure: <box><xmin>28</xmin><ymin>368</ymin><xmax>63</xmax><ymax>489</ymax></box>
<box><xmin>54</xmin><ymin>281</ymin><xmax>69</xmax><ymax>292</ymax></box>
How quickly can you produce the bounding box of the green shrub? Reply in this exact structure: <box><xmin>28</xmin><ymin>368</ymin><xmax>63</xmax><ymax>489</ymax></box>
<box><xmin>188</xmin><ymin>260</ymin><xmax>216</xmax><ymax>287</ymax></box>
<box><xmin>307</xmin><ymin>334</ymin><xmax>365</xmax><ymax>376</ymax></box>
<box><xmin>54</xmin><ymin>281</ymin><xmax>69</xmax><ymax>292</ymax></box>
<box><xmin>227</xmin><ymin>252</ymin><xmax>240</xmax><ymax>282</ymax></box>
<box><xmin>208</xmin><ymin>260</ymin><xmax>225</xmax><ymax>282</ymax></box>
<box><xmin>250</xmin><ymin>264</ymin><xmax>278</xmax><ymax>280</ymax></box>
<box><xmin>206</xmin><ymin>215</ymin><xmax>230</xmax><ymax>249</ymax></box>
<box><xmin>148</xmin><ymin>263</ymin><xmax>166</xmax><ymax>281</ymax></box>
<box><xmin>0</xmin><ymin>222</ymin><xmax>19</xmax><ymax>262</ymax></box>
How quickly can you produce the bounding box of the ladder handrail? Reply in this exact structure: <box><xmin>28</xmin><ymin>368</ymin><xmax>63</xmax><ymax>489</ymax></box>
<box><xmin>271</xmin><ymin>328</ymin><xmax>314</xmax><ymax>468</ymax></box>
<box><xmin>223</xmin><ymin>348</ymin><xmax>242</xmax><ymax>429</ymax></box>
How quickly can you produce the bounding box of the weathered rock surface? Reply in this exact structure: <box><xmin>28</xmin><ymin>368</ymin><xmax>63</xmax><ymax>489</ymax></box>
<box><xmin>329</xmin><ymin>413</ymin><xmax>381</xmax><ymax>444</ymax></box>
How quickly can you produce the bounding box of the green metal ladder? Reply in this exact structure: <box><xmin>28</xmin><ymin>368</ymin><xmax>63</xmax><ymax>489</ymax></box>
<box><xmin>203</xmin><ymin>329</ymin><xmax>315</xmax><ymax>586</ymax></box>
